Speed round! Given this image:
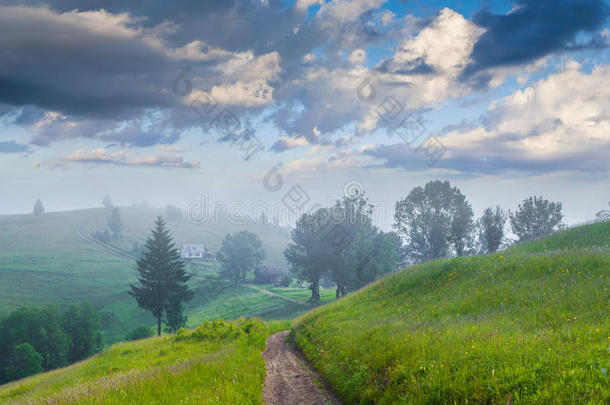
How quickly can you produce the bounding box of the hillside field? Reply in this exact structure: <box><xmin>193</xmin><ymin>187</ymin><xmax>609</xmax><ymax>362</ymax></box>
<box><xmin>293</xmin><ymin>221</ymin><xmax>610</xmax><ymax>404</ymax></box>
<box><xmin>0</xmin><ymin>318</ymin><xmax>290</xmax><ymax>404</ymax></box>
<box><xmin>2</xmin><ymin>220</ymin><xmax>609</xmax><ymax>404</ymax></box>
<box><xmin>0</xmin><ymin>207</ymin><xmax>316</xmax><ymax>343</ymax></box>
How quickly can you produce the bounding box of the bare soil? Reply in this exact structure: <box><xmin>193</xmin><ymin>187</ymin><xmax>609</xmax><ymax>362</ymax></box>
<box><xmin>263</xmin><ymin>331</ymin><xmax>342</xmax><ymax>405</ymax></box>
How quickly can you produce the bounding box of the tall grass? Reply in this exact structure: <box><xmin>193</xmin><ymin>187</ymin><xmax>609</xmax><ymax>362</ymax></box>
<box><xmin>0</xmin><ymin>318</ymin><xmax>281</xmax><ymax>404</ymax></box>
<box><xmin>293</xmin><ymin>224</ymin><xmax>610</xmax><ymax>404</ymax></box>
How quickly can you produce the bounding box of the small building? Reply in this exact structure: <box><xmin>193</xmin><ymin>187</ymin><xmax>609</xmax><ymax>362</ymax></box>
<box><xmin>180</xmin><ymin>244</ymin><xmax>206</xmax><ymax>259</ymax></box>
<box><xmin>253</xmin><ymin>265</ymin><xmax>290</xmax><ymax>285</ymax></box>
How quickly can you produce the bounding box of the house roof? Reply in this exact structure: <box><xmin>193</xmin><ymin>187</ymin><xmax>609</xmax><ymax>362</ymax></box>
<box><xmin>181</xmin><ymin>244</ymin><xmax>205</xmax><ymax>254</ymax></box>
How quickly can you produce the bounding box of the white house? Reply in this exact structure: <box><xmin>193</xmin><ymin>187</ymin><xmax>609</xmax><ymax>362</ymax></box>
<box><xmin>180</xmin><ymin>244</ymin><xmax>205</xmax><ymax>259</ymax></box>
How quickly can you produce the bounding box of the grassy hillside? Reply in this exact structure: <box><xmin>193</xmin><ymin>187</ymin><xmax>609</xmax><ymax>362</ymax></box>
<box><xmin>293</xmin><ymin>222</ymin><xmax>610</xmax><ymax>404</ymax></box>
<box><xmin>0</xmin><ymin>207</ymin><xmax>296</xmax><ymax>343</ymax></box>
<box><xmin>508</xmin><ymin>220</ymin><xmax>610</xmax><ymax>254</ymax></box>
<box><xmin>0</xmin><ymin>318</ymin><xmax>288</xmax><ymax>404</ymax></box>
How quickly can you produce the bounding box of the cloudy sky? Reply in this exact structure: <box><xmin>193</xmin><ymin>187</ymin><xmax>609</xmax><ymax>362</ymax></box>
<box><xmin>1</xmin><ymin>0</ymin><xmax>609</xmax><ymax>227</ymax></box>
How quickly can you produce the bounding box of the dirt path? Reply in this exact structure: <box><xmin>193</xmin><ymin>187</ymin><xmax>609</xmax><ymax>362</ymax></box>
<box><xmin>263</xmin><ymin>331</ymin><xmax>341</xmax><ymax>405</ymax></box>
<box><xmin>75</xmin><ymin>230</ymin><xmax>135</xmax><ymax>260</ymax></box>
<box><xmin>246</xmin><ymin>285</ymin><xmax>312</xmax><ymax>306</ymax></box>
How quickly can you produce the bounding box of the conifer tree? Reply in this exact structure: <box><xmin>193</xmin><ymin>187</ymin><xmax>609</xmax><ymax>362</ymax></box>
<box><xmin>129</xmin><ymin>217</ymin><xmax>193</xmax><ymax>336</ymax></box>
<box><xmin>33</xmin><ymin>199</ymin><xmax>44</xmax><ymax>216</ymax></box>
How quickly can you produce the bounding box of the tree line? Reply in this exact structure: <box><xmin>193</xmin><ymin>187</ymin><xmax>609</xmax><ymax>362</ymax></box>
<box><xmin>0</xmin><ymin>303</ymin><xmax>102</xmax><ymax>384</ymax></box>
<box><xmin>285</xmin><ymin>190</ymin><xmax>401</xmax><ymax>301</ymax></box>
<box><xmin>394</xmin><ymin>180</ymin><xmax>564</xmax><ymax>263</ymax></box>
<box><xmin>286</xmin><ymin>180</ymin><xmax>566</xmax><ymax>301</ymax></box>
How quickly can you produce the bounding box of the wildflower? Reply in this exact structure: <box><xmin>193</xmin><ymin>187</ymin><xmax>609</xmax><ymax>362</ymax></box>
<box><xmin>548</xmin><ymin>348</ymin><xmax>552</xmax><ymax>351</ymax></box>
<box><xmin>596</xmin><ymin>328</ymin><xmax>600</xmax><ymax>332</ymax></box>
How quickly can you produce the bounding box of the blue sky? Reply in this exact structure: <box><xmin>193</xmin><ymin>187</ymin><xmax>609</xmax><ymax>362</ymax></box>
<box><xmin>0</xmin><ymin>0</ymin><xmax>609</xmax><ymax>228</ymax></box>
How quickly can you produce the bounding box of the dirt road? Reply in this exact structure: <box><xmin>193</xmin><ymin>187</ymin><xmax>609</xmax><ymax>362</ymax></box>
<box><xmin>263</xmin><ymin>331</ymin><xmax>341</xmax><ymax>405</ymax></box>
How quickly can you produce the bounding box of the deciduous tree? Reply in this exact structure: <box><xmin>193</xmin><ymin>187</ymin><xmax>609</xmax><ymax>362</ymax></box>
<box><xmin>509</xmin><ymin>196</ymin><xmax>563</xmax><ymax>242</ymax></box>
<box><xmin>394</xmin><ymin>180</ymin><xmax>474</xmax><ymax>263</ymax></box>
<box><xmin>479</xmin><ymin>206</ymin><xmax>506</xmax><ymax>253</ymax></box>
<box><xmin>217</xmin><ymin>231</ymin><xmax>266</xmax><ymax>284</ymax></box>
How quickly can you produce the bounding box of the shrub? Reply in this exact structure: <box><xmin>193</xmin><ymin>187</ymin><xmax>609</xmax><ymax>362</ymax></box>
<box><xmin>124</xmin><ymin>326</ymin><xmax>154</xmax><ymax>341</ymax></box>
<box><xmin>5</xmin><ymin>343</ymin><xmax>43</xmax><ymax>381</ymax></box>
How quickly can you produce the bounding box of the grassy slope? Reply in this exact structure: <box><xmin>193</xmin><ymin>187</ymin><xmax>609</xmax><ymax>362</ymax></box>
<box><xmin>0</xmin><ymin>318</ymin><xmax>289</xmax><ymax>404</ymax></box>
<box><xmin>0</xmin><ymin>207</ymin><xmax>293</xmax><ymax>343</ymax></box>
<box><xmin>293</xmin><ymin>221</ymin><xmax>610</xmax><ymax>404</ymax></box>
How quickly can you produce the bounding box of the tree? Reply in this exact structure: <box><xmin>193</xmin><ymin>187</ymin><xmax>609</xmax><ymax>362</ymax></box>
<box><xmin>163</xmin><ymin>298</ymin><xmax>187</xmax><ymax>334</ymax></box>
<box><xmin>595</xmin><ymin>201</ymin><xmax>610</xmax><ymax>222</ymax></box>
<box><xmin>217</xmin><ymin>231</ymin><xmax>266</xmax><ymax>284</ymax></box>
<box><xmin>448</xmin><ymin>193</ymin><xmax>475</xmax><ymax>256</ymax></box>
<box><xmin>102</xmin><ymin>194</ymin><xmax>114</xmax><ymax>218</ymax></box>
<box><xmin>33</xmin><ymin>199</ymin><xmax>44</xmax><ymax>216</ymax></box>
<box><xmin>61</xmin><ymin>302</ymin><xmax>103</xmax><ymax>363</ymax></box>
<box><xmin>394</xmin><ymin>180</ymin><xmax>474</xmax><ymax>263</ymax></box>
<box><xmin>108</xmin><ymin>207</ymin><xmax>123</xmax><ymax>239</ymax></box>
<box><xmin>326</xmin><ymin>191</ymin><xmax>399</xmax><ymax>297</ymax></box>
<box><xmin>479</xmin><ymin>206</ymin><xmax>506</xmax><ymax>253</ymax></box>
<box><xmin>509</xmin><ymin>196</ymin><xmax>563</xmax><ymax>242</ymax></box>
<box><xmin>5</xmin><ymin>343</ymin><xmax>43</xmax><ymax>381</ymax></box>
<box><xmin>129</xmin><ymin>217</ymin><xmax>194</xmax><ymax>336</ymax></box>
<box><xmin>284</xmin><ymin>209</ymin><xmax>334</xmax><ymax>301</ymax></box>
<box><xmin>0</xmin><ymin>306</ymin><xmax>69</xmax><ymax>373</ymax></box>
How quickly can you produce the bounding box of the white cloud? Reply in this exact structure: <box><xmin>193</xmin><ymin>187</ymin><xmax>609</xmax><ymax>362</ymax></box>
<box><xmin>349</xmin><ymin>49</ymin><xmax>367</xmax><ymax>65</ymax></box>
<box><xmin>41</xmin><ymin>148</ymin><xmax>200</xmax><ymax>169</ymax></box>
<box><xmin>295</xmin><ymin>0</ymin><xmax>325</xmax><ymax>12</ymax></box>
<box><xmin>317</xmin><ymin>0</ymin><xmax>387</xmax><ymax>26</ymax></box>
<box><xmin>441</xmin><ymin>62</ymin><xmax>610</xmax><ymax>171</ymax></box>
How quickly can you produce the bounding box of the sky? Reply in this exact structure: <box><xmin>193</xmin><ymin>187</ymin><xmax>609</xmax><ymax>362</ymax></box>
<box><xmin>0</xmin><ymin>0</ymin><xmax>609</xmax><ymax>229</ymax></box>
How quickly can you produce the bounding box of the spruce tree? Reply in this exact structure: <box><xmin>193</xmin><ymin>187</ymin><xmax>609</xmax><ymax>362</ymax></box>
<box><xmin>33</xmin><ymin>199</ymin><xmax>44</xmax><ymax>216</ymax></box>
<box><xmin>129</xmin><ymin>217</ymin><xmax>193</xmax><ymax>336</ymax></box>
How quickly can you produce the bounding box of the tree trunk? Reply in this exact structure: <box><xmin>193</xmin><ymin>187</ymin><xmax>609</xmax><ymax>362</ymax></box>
<box><xmin>311</xmin><ymin>280</ymin><xmax>320</xmax><ymax>301</ymax></box>
<box><xmin>157</xmin><ymin>314</ymin><xmax>162</xmax><ymax>337</ymax></box>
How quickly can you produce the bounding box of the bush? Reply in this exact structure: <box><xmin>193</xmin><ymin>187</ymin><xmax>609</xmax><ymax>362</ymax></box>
<box><xmin>279</xmin><ymin>275</ymin><xmax>292</xmax><ymax>287</ymax></box>
<box><xmin>124</xmin><ymin>326</ymin><xmax>154</xmax><ymax>341</ymax></box>
<box><xmin>5</xmin><ymin>343</ymin><xmax>43</xmax><ymax>381</ymax></box>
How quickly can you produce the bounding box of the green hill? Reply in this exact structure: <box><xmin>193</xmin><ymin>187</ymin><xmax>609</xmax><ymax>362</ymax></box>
<box><xmin>0</xmin><ymin>318</ymin><xmax>288</xmax><ymax>404</ymax></box>
<box><xmin>0</xmin><ymin>207</ymin><xmax>300</xmax><ymax>343</ymax></box>
<box><xmin>293</xmin><ymin>222</ymin><xmax>610</xmax><ymax>404</ymax></box>
<box><xmin>2</xmin><ymin>221</ymin><xmax>608</xmax><ymax>404</ymax></box>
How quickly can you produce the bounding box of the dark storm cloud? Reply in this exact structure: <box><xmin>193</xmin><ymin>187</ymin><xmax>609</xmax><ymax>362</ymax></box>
<box><xmin>462</xmin><ymin>0</ymin><xmax>610</xmax><ymax>79</ymax></box>
<box><xmin>0</xmin><ymin>6</ymin><xmax>175</xmax><ymax>118</ymax></box>
<box><xmin>0</xmin><ymin>140</ymin><xmax>29</xmax><ymax>153</ymax></box>
<box><xmin>0</xmin><ymin>0</ymin><xmax>392</xmax><ymax>147</ymax></box>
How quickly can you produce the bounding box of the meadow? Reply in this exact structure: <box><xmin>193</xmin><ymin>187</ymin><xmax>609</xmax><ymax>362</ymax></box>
<box><xmin>0</xmin><ymin>318</ymin><xmax>290</xmax><ymax>404</ymax></box>
<box><xmin>293</xmin><ymin>221</ymin><xmax>610</xmax><ymax>404</ymax></box>
<box><xmin>0</xmin><ymin>207</ymin><xmax>295</xmax><ymax>343</ymax></box>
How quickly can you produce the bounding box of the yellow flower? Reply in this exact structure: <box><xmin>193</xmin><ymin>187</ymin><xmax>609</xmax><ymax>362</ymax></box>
<box><xmin>596</xmin><ymin>328</ymin><xmax>600</xmax><ymax>332</ymax></box>
<box><xmin>548</xmin><ymin>347</ymin><xmax>552</xmax><ymax>351</ymax></box>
